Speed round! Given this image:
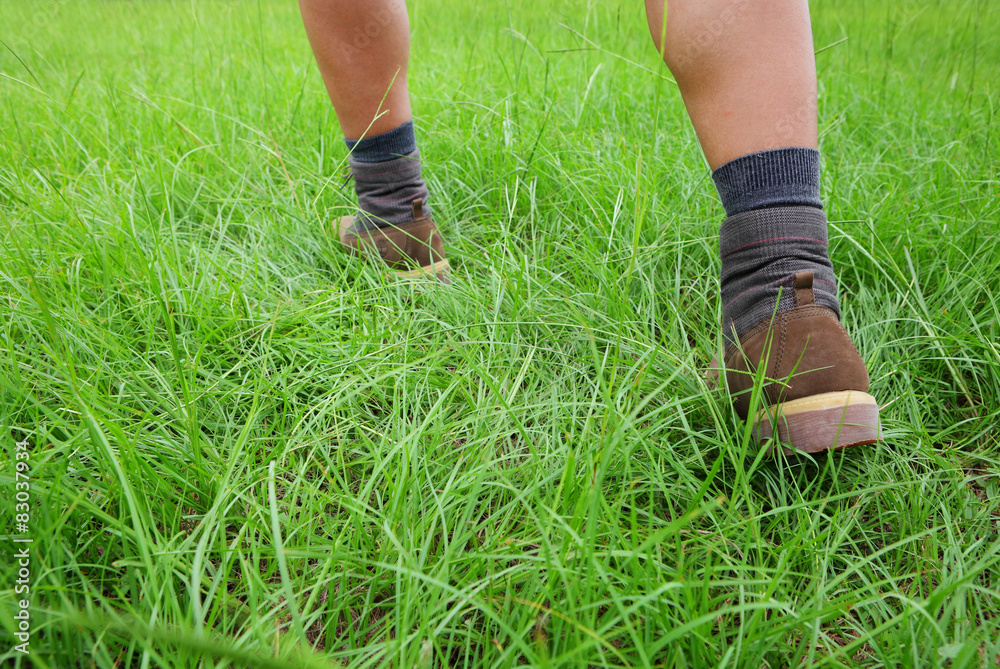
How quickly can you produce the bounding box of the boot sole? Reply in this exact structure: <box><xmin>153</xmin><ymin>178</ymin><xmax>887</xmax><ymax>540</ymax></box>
<box><xmin>753</xmin><ymin>390</ymin><xmax>881</xmax><ymax>454</ymax></box>
<box><xmin>392</xmin><ymin>258</ymin><xmax>450</xmax><ymax>281</ymax></box>
<box><xmin>337</xmin><ymin>216</ymin><xmax>450</xmax><ymax>282</ymax></box>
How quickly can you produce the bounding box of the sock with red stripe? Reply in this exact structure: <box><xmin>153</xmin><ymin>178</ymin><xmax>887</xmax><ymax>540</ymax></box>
<box><xmin>346</xmin><ymin>121</ymin><xmax>430</xmax><ymax>231</ymax></box>
<box><xmin>712</xmin><ymin>148</ymin><xmax>840</xmax><ymax>347</ymax></box>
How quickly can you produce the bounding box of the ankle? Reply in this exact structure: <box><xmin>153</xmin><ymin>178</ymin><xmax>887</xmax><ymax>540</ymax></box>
<box><xmin>712</xmin><ymin>147</ymin><xmax>839</xmax><ymax>345</ymax></box>
<box><xmin>346</xmin><ymin>125</ymin><xmax>431</xmax><ymax>230</ymax></box>
<box><xmin>719</xmin><ymin>205</ymin><xmax>840</xmax><ymax>346</ymax></box>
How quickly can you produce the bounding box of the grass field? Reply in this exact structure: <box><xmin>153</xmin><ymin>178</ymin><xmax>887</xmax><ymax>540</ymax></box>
<box><xmin>2</xmin><ymin>0</ymin><xmax>999</xmax><ymax>666</ymax></box>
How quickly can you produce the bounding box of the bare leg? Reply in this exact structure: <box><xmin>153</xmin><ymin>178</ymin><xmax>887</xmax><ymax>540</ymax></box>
<box><xmin>644</xmin><ymin>0</ymin><xmax>817</xmax><ymax>170</ymax></box>
<box><xmin>298</xmin><ymin>0</ymin><xmax>412</xmax><ymax>139</ymax></box>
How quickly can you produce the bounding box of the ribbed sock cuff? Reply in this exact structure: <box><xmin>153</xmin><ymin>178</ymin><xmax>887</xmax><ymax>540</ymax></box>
<box><xmin>345</xmin><ymin>120</ymin><xmax>417</xmax><ymax>163</ymax></box>
<box><xmin>712</xmin><ymin>147</ymin><xmax>822</xmax><ymax>217</ymax></box>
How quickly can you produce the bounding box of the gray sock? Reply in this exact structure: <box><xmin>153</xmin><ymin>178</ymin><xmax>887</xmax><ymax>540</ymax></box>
<box><xmin>719</xmin><ymin>206</ymin><xmax>840</xmax><ymax>346</ymax></box>
<box><xmin>712</xmin><ymin>147</ymin><xmax>840</xmax><ymax>346</ymax></box>
<box><xmin>345</xmin><ymin>121</ymin><xmax>430</xmax><ymax>231</ymax></box>
<box><xmin>711</xmin><ymin>147</ymin><xmax>822</xmax><ymax>217</ymax></box>
<box><xmin>346</xmin><ymin>120</ymin><xmax>417</xmax><ymax>163</ymax></box>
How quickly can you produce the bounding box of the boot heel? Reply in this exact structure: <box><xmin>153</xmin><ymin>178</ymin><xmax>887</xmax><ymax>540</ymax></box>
<box><xmin>337</xmin><ymin>200</ymin><xmax>450</xmax><ymax>284</ymax></box>
<box><xmin>753</xmin><ymin>390</ymin><xmax>881</xmax><ymax>454</ymax></box>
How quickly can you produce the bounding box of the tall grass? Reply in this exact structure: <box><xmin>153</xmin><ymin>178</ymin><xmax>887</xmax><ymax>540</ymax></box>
<box><xmin>1</xmin><ymin>0</ymin><xmax>998</xmax><ymax>666</ymax></box>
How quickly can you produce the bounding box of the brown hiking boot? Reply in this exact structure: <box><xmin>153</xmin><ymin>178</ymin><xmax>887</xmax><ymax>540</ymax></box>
<box><xmin>709</xmin><ymin>271</ymin><xmax>881</xmax><ymax>454</ymax></box>
<box><xmin>337</xmin><ymin>199</ymin><xmax>450</xmax><ymax>283</ymax></box>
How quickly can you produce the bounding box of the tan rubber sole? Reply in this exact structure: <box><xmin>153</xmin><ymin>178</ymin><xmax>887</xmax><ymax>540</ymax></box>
<box><xmin>391</xmin><ymin>258</ymin><xmax>450</xmax><ymax>280</ymax></box>
<box><xmin>336</xmin><ymin>215</ymin><xmax>450</xmax><ymax>282</ymax></box>
<box><xmin>753</xmin><ymin>390</ymin><xmax>881</xmax><ymax>454</ymax></box>
<box><xmin>337</xmin><ymin>215</ymin><xmax>355</xmax><ymax>240</ymax></box>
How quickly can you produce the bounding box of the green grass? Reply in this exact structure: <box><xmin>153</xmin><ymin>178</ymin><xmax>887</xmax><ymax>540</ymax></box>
<box><xmin>1</xmin><ymin>0</ymin><xmax>999</xmax><ymax>666</ymax></box>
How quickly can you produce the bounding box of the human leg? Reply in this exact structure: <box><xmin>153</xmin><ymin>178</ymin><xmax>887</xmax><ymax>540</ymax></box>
<box><xmin>299</xmin><ymin>0</ymin><xmax>412</xmax><ymax>138</ymax></box>
<box><xmin>298</xmin><ymin>0</ymin><xmax>447</xmax><ymax>280</ymax></box>
<box><xmin>644</xmin><ymin>0</ymin><xmax>818</xmax><ymax>168</ymax></box>
<box><xmin>644</xmin><ymin>0</ymin><xmax>879</xmax><ymax>452</ymax></box>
